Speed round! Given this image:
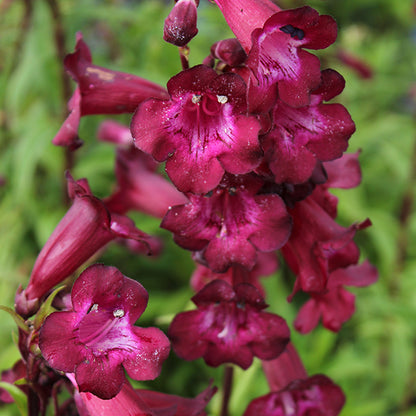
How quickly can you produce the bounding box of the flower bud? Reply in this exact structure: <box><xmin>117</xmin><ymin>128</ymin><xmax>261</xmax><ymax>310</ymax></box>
<box><xmin>210</xmin><ymin>38</ymin><xmax>247</xmax><ymax>67</ymax></box>
<box><xmin>163</xmin><ymin>0</ymin><xmax>199</xmax><ymax>46</ymax></box>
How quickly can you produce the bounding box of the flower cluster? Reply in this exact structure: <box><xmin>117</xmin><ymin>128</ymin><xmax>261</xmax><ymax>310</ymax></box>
<box><xmin>0</xmin><ymin>0</ymin><xmax>377</xmax><ymax>415</ymax></box>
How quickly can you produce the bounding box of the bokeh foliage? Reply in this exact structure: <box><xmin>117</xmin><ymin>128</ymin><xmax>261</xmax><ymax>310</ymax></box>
<box><xmin>0</xmin><ymin>0</ymin><xmax>415</xmax><ymax>415</ymax></box>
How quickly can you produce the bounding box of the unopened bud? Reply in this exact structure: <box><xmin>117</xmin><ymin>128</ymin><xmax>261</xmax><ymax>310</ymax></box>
<box><xmin>164</xmin><ymin>0</ymin><xmax>199</xmax><ymax>47</ymax></box>
<box><xmin>210</xmin><ymin>38</ymin><xmax>247</xmax><ymax>67</ymax></box>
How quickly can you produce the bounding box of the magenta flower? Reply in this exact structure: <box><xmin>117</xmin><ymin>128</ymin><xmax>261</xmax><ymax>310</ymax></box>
<box><xmin>213</xmin><ymin>1</ymin><xmax>337</xmax><ymax>106</ymax></box>
<box><xmin>247</xmin><ymin>7</ymin><xmax>337</xmax><ymax>107</ymax></box>
<box><xmin>164</xmin><ymin>0</ymin><xmax>199</xmax><ymax>46</ymax></box>
<box><xmin>16</xmin><ymin>173</ymin><xmax>157</xmax><ymax>317</ymax></box>
<box><xmin>40</xmin><ymin>265</ymin><xmax>170</xmax><ymax>399</ymax></box>
<box><xmin>190</xmin><ymin>252</ymin><xmax>278</xmax><ymax>295</ymax></box>
<box><xmin>209</xmin><ymin>38</ymin><xmax>247</xmax><ymax>68</ymax></box>
<box><xmin>212</xmin><ymin>0</ymin><xmax>280</xmax><ymax>50</ymax></box>
<box><xmin>98</xmin><ymin>123</ymin><xmax>188</xmax><ymax>218</ymax></box>
<box><xmin>243</xmin><ymin>375</ymin><xmax>345</xmax><ymax>416</ymax></box>
<box><xmin>97</xmin><ymin>120</ymin><xmax>134</xmax><ymax>146</ymax></box>
<box><xmin>161</xmin><ymin>174</ymin><xmax>292</xmax><ymax>272</ymax></box>
<box><xmin>53</xmin><ymin>32</ymin><xmax>169</xmax><ymax>149</ymax></box>
<box><xmin>336</xmin><ymin>49</ymin><xmax>373</xmax><ymax>79</ymax></box>
<box><xmin>262</xmin><ymin>69</ymin><xmax>355</xmax><ymax>184</ymax></box>
<box><xmin>168</xmin><ymin>280</ymin><xmax>290</xmax><ymax>369</ymax></box>
<box><xmin>312</xmin><ymin>151</ymin><xmax>362</xmax><ymax>218</ymax></box>
<box><xmin>294</xmin><ymin>260</ymin><xmax>378</xmax><ymax>333</ymax></box>
<box><xmin>131</xmin><ymin>65</ymin><xmax>262</xmax><ymax>193</ymax></box>
<box><xmin>73</xmin><ymin>378</ymin><xmax>215</xmax><ymax>416</ymax></box>
<box><xmin>282</xmin><ymin>195</ymin><xmax>369</xmax><ymax>294</ymax></box>
<box><xmin>135</xmin><ymin>384</ymin><xmax>216</xmax><ymax>416</ymax></box>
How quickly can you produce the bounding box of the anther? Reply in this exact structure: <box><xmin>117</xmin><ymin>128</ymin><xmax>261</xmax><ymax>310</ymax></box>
<box><xmin>192</xmin><ymin>94</ymin><xmax>202</xmax><ymax>104</ymax></box>
<box><xmin>113</xmin><ymin>309</ymin><xmax>125</xmax><ymax>318</ymax></box>
<box><xmin>280</xmin><ymin>24</ymin><xmax>305</xmax><ymax>40</ymax></box>
<box><xmin>217</xmin><ymin>95</ymin><xmax>228</xmax><ymax>104</ymax></box>
<box><xmin>89</xmin><ymin>304</ymin><xmax>98</xmax><ymax>313</ymax></box>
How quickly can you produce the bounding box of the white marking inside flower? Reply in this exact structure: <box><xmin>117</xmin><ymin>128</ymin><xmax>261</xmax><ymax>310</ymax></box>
<box><xmin>113</xmin><ymin>309</ymin><xmax>125</xmax><ymax>318</ymax></box>
<box><xmin>90</xmin><ymin>304</ymin><xmax>98</xmax><ymax>312</ymax></box>
<box><xmin>217</xmin><ymin>95</ymin><xmax>228</xmax><ymax>104</ymax></box>
<box><xmin>192</xmin><ymin>94</ymin><xmax>202</xmax><ymax>104</ymax></box>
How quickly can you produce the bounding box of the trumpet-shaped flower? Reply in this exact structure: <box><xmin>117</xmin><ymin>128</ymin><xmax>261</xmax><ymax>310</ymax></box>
<box><xmin>40</xmin><ymin>265</ymin><xmax>170</xmax><ymax>399</ymax></box>
<box><xmin>213</xmin><ymin>1</ymin><xmax>337</xmax><ymax>107</ymax></box>
<box><xmin>53</xmin><ymin>33</ymin><xmax>168</xmax><ymax>149</ymax></box>
<box><xmin>132</xmin><ymin>65</ymin><xmax>262</xmax><ymax>193</ymax></box>
<box><xmin>243</xmin><ymin>375</ymin><xmax>345</xmax><ymax>416</ymax></box>
<box><xmin>161</xmin><ymin>174</ymin><xmax>291</xmax><ymax>272</ymax></box>
<box><xmin>16</xmin><ymin>173</ymin><xmax>157</xmax><ymax>317</ymax></box>
<box><xmin>263</xmin><ymin>69</ymin><xmax>355</xmax><ymax>184</ymax></box>
<box><xmin>168</xmin><ymin>280</ymin><xmax>290</xmax><ymax>369</ymax></box>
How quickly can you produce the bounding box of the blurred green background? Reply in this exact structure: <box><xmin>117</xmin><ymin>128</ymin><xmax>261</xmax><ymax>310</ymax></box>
<box><xmin>0</xmin><ymin>0</ymin><xmax>415</xmax><ymax>415</ymax></box>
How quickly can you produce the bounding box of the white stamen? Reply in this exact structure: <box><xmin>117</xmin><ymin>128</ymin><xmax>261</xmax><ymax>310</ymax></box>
<box><xmin>217</xmin><ymin>95</ymin><xmax>228</xmax><ymax>104</ymax></box>
<box><xmin>113</xmin><ymin>309</ymin><xmax>125</xmax><ymax>318</ymax></box>
<box><xmin>192</xmin><ymin>94</ymin><xmax>202</xmax><ymax>104</ymax></box>
<box><xmin>90</xmin><ymin>304</ymin><xmax>98</xmax><ymax>312</ymax></box>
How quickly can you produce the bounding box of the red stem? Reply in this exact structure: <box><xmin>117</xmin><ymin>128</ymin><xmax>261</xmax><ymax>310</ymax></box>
<box><xmin>220</xmin><ymin>365</ymin><xmax>234</xmax><ymax>416</ymax></box>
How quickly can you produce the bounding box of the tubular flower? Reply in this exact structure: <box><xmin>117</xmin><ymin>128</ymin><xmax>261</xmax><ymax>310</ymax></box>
<box><xmin>282</xmin><ymin>196</ymin><xmax>370</xmax><ymax>294</ymax></box>
<box><xmin>294</xmin><ymin>260</ymin><xmax>378</xmax><ymax>334</ymax></box>
<box><xmin>16</xmin><ymin>173</ymin><xmax>157</xmax><ymax>317</ymax></box>
<box><xmin>168</xmin><ymin>280</ymin><xmax>290</xmax><ymax>369</ymax></box>
<box><xmin>53</xmin><ymin>32</ymin><xmax>169</xmax><ymax>149</ymax></box>
<box><xmin>190</xmin><ymin>252</ymin><xmax>278</xmax><ymax>295</ymax></box>
<box><xmin>39</xmin><ymin>265</ymin><xmax>170</xmax><ymax>400</ymax></box>
<box><xmin>161</xmin><ymin>174</ymin><xmax>292</xmax><ymax>272</ymax></box>
<box><xmin>72</xmin><ymin>378</ymin><xmax>215</xmax><ymax>416</ymax></box>
<box><xmin>243</xmin><ymin>375</ymin><xmax>345</xmax><ymax>416</ymax></box>
<box><xmin>103</xmin><ymin>144</ymin><xmax>188</xmax><ymax>218</ymax></box>
<box><xmin>262</xmin><ymin>69</ymin><xmax>355</xmax><ymax>184</ymax></box>
<box><xmin>131</xmin><ymin>65</ymin><xmax>262</xmax><ymax>194</ymax></box>
<box><xmin>213</xmin><ymin>0</ymin><xmax>337</xmax><ymax>107</ymax></box>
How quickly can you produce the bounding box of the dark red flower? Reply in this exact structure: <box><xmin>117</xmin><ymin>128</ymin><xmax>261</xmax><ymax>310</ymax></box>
<box><xmin>243</xmin><ymin>375</ymin><xmax>345</xmax><ymax>416</ymax></box>
<box><xmin>161</xmin><ymin>174</ymin><xmax>291</xmax><ymax>272</ymax></box>
<box><xmin>132</xmin><ymin>65</ymin><xmax>262</xmax><ymax>193</ymax></box>
<box><xmin>294</xmin><ymin>260</ymin><xmax>378</xmax><ymax>333</ymax></box>
<box><xmin>213</xmin><ymin>1</ymin><xmax>337</xmax><ymax>107</ymax></box>
<box><xmin>262</xmin><ymin>69</ymin><xmax>355</xmax><ymax>184</ymax></box>
<box><xmin>73</xmin><ymin>378</ymin><xmax>215</xmax><ymax>416</ymax></box>
<box><xmin>190</xmin><ymin>252</ymin><xmax>278</xmax><ymax>295</ymax></box>
<box><xmin>281</xmin><ymin>196</ymin><xmax>368</xmax><ymax>294</ymax></box>
<box><xmin>16</xmin><ymin>173</ymin><xmax>157</xmax><ymax>317</ymax></box>
<box><xmin>99</xmin><ymin>121</ymin><xmax>188</xmax><ymax>218</ymax></box>
<box><xmin>53</xmin><ymin>33</ymin><xmax>168</xmax><ymax>149</ymax></box>
<box><xmin>164</xmin><ymin>0</ymin><xmax>199</xmax><ymax>46</ymax></box>
<box><xmin>40</xmin><ymin>265</ymin><xmax>170</xmax><ymax>399</ymax></box>
<box><xmin>168</xmin><ymin>280</ymin><xmax>290</xmax><ymax>369</ymax></box>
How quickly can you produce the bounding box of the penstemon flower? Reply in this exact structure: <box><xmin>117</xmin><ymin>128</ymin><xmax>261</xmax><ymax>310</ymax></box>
<box><xmin>243</xmin><ymin>375</ymin><xmax>345</xmax><ymax>416</ymax></box>
<box><xmin>168</xmin><ymin>280</ymin><xmax>290</xmax><ymax>369</ymax></box>
<box><xmin>161</xmin><ymin>173</ymin><xmax>292</xmax><ymax>272</ymax></box>
<box><xmin>1</xmin><ymin>0</ymin><xmax>380</xmax><ymax>414</ymax></box>
<box><xmin>15</xmin><ymin>172</ymin><xmax>158</xmax><ymax>317</ymax></box>
<box><xmin>262</xmin><ymin>69</ymin><xmax>355</xmax><ymax>184</ymax></box>
<box><xmin>131</xmin><ymin>65</ymin><xmax>262</xmax><ymax>193</ymax></box>
<box><xmin>39</xmin><ymin>264</ymin><xmax>170</xmax><ymax>399</ymax></box>
<box><xmin>212</xmin><ymin>1</ymin><xmax>337</xmax><ymax>106</ymax></box>
<box><xmin>53</xmin><ymin>33</ymin><xmax>169</xmax><ymax>149</ymax></box>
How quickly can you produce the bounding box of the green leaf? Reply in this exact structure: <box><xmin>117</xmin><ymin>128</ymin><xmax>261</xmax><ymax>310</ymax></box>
<box><xmin>0</xmin><ymin>306</ymin><xmax>29</xmax><ymax>333</ymax></box>
<box><xmin>0</xmin><ymin>381</ymin><xmax>27</xmax><ymax>416</ymax></box>
<box><xmin>33</xmin><ymin>286</ymin><xmax>65</xmax><ymax>330</ymax></box>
